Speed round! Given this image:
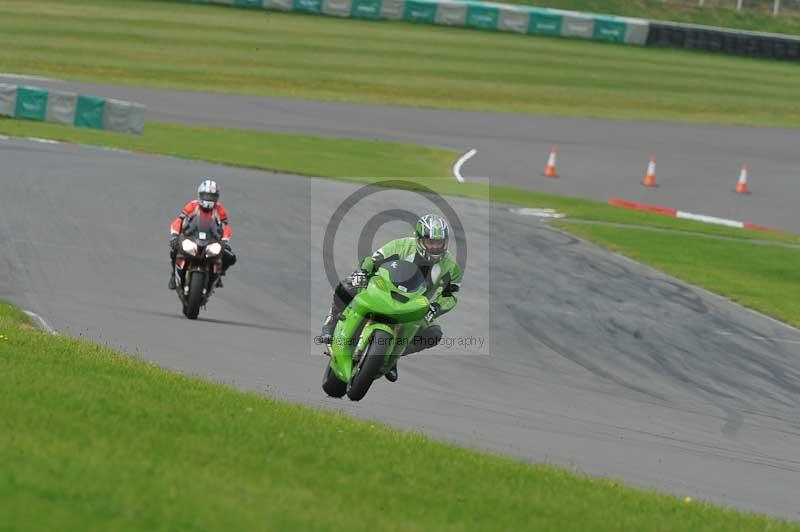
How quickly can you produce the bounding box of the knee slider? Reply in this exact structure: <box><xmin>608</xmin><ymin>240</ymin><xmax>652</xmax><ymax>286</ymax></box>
<box><xmin>425</xmin><ymin>325</ymin><xmax>443</xmax><ymax>346</ymax></box>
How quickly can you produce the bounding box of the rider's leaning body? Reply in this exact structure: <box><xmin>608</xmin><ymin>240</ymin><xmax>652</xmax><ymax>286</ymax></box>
<box><xmin>319</xmin><ymin>214</ymin><xmax>461</xmax><ymax>382</ymax></box>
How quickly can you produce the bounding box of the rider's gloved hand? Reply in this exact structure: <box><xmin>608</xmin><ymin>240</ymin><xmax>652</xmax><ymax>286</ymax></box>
<box><xmin>169</xmin><ymin>235</ymin><xmax>179</xmax><ymax>251</ymax></box>
<box><xmin>424</xmin><ymin>302</ymin><xmax>441</xmax><ymax>324</ymax></box>
<box><xmin>349</xmin><ymin>269</ymin><xmax>370</xmax><ymax>289</ymax></box>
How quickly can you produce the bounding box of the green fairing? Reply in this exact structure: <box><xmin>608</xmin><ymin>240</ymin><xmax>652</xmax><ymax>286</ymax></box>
<box><xmin>327</xmin><ymin>262</ymin><xmax>430</xmax><ymax>391</ymax></box>
<box><xmin>323</xmin><ymin>237</ymin><xmax>463</xmax><ymax>400</ymax></box>
<box><xmin>360</xmin><ymin>237</ymin><xmax>462</xmax><ymax>315</ymax></box>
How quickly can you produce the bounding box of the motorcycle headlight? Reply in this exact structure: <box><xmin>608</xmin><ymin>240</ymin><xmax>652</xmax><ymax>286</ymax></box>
<box><xmin>181</xmin><ymin>239</ymin><xmax>198</xmax><ymax>256</ymax></box>
<box><xmin>206</xmin><ymin>242</ymin><xmax>222</xmax><ymax>257</ymax></box>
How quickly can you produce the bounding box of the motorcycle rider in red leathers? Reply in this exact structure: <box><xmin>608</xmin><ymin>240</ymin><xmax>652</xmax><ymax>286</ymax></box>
<box><xmin>168</xmin><ymin>179</ymin><xmax>236</xmax><ymax>289</ymax></box>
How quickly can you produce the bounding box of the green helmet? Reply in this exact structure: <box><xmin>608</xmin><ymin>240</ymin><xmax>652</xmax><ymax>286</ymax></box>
<box><xmin>415</xmin><ymin>214</ymin><xmax>449</xmax><ymax>263</ymax></box>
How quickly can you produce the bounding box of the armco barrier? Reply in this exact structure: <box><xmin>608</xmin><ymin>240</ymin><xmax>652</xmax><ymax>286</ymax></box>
<box><xmin>0</xmin><ymin>84</ymin><xmax>145</xmax><ymax>135</ymax></box>
<box><xmin>179</xmin><ymin>0</ymin><xmax>651</xmax><ymax>45</ymax></box>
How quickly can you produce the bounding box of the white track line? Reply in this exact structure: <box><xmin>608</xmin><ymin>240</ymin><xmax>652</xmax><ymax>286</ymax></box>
<box><xmin>676</xmin><ymin>211</ymin><xmax>743</xmax><ymax>229</ymax></box>
<box><xmin>23</xmin><ymin>310</ymin><xmax>57</xmax><ymax>335</ymax></box>
<box><xmin>452</xmin><ymin>148</ymin><xmax>476</xmax><ymax>183</ymax></box>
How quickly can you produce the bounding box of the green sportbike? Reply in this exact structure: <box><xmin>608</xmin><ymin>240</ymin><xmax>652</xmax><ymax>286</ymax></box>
<box><xmin>322</xmin><ymin>259</ymin><xmax>430</xmax><ymax>401</ymax></box>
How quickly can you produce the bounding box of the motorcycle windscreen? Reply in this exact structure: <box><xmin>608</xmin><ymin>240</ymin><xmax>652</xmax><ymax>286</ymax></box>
<box><xmin>384</xmin><ymin>260</ymin><xmax>425</xmax><ymax>293</ymax></box>
<box><xmin>183</xmin><ymin>211</ymin><xmax>222</xmax><ymax>242</ymax></box>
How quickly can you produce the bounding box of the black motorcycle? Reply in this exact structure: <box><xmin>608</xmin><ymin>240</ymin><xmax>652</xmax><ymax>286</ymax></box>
<box><xmin>174</xmin><ymin>212</ymin><xmax>224</xmax><ymax>319</ymax></box>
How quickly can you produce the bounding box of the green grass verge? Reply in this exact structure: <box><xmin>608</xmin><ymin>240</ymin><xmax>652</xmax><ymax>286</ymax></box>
<box><xmin>557</xmin><ymin>221</ymin><xmax>800</xmax><ymax>327</ymax></box>
<box><xmin>518</xmin><ymin>0</ymin><xmax>800</xmax><ymax>36</ymax></box>
<box><xmin>3</xmin><ymin>0</ymin><xmax>800</xmax><ymax>127</ymax></box>
<box><xmin>0</xmin><ymin>119</ymin><xmax>455</xmax><ymax>180</ymax></box>
<box><xmin>2</xmin><ymin>302</ymin><xmax>797</xmax><ymax>531</ymax></box>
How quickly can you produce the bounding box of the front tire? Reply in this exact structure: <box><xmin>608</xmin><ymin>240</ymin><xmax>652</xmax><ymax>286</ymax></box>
<box><xmin>346</xmin><ymin>330</ymin><xmax>393</xmax><ymax>401</ymax></box>
<box><xmin>322</xmin><ymin>360</ymin><xmax>347</xmax><ymax>398</ymax></box>
<box><xmin>185</xmin><ymin>273</ymin><xmax>205</xmax><ymax>320</ymax></box>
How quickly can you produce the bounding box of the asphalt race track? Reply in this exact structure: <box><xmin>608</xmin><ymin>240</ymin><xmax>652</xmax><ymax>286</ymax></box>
<box><xmin>3</xmin><ymin>137</ymin><xmax>800</xmax><ymax>519</ymax></box>
<box><xmin>4</xmin><ymin>75</ymin><xmax>800</xmax><ymax>231</ymax></box>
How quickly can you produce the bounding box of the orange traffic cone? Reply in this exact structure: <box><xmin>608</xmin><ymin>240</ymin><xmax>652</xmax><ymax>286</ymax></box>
<box><xmin>736</xmin><ymin>163</ymin><xmax>750</xmax><ymax>194</ymax></box>
<box><xmin>543</xmin><ymin>146</ymin><xmax>558</xmax><ymax>178</ymax></box>
<box><xmin>642</xmin><ymin>156</ymin><xmax>657</xmax><ymax>187</ymax></box>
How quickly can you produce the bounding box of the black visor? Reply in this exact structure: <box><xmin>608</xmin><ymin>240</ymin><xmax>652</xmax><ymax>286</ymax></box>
<box><xmin>421</xmin><ymin>237</ymin><xmax>446</xmax><ymax>253</ymax></box>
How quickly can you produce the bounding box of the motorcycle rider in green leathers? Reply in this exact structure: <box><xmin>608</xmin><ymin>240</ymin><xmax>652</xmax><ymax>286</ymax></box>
<box><xmin>319</xmin><ymin>214</ymin><xmax>462</xmax><ymax>382</ymax></box>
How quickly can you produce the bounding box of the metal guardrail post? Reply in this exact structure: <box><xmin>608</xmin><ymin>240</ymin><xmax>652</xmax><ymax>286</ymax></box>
<box><xmin>773</xmin><ymin>0</ymin><xmax>781</xmax><ymax>16</ymax></box>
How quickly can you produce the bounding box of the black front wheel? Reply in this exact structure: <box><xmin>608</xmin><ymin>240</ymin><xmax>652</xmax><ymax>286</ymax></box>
<box><xmin>346</xmin><ymin>330</ymin><xmax>393</xmax><ymax>401</ymax></box>
<box><xmin>185</xmin><ymin>273</ymin><xmax>205</xmax><ymax>320</ymax></box>
<box><xmin>322</xmin><ymin>359</ymin><xmax>347</xmax><ymax>398</ymax></box>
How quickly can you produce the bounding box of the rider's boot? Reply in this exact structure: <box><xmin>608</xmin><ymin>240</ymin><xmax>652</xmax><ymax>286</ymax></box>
<box><xmin>168</xmin><ymin>251</ymin><xmax>178</xmax><ymax>290</ymax></box>
<box><xmin>216</xmin><ymin>262</ymin><xmax>231</xmax><ymax>289</ymax></box>
<box><xmin>319</xmin><ymin>296</ymin><xmax>346</xmax><ymax>345</ymax></box>
<box><xmin>385</xmin><ymin>362</ymin><xmax>398</xmax><ymax>382</ymax></box>
<box><xmin>319</xmin><ymin>311</ymin><xmax>337</xmax><ymax>345</ymax></box>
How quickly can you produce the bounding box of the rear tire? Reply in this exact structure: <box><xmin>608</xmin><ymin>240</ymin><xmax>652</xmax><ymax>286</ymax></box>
<box><xmin>346</xmin><ymin>330</ymin><xmax>393</xmax><ymax>401</ymax></box>
<box><xmin>322</xmin><ymin>360</ymin><xmax>347</xmax><ymax>398</ymax></box>
<box><xmin>185</xmin><ymin>273</ymin><xmax>205</xmax><ymax>320</ymax></box>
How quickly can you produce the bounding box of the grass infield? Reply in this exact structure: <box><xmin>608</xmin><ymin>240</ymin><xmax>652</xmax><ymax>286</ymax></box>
<box><xmin>2</xmin><ymin>0</ymin><xmax>800</xmax><ymax>127</ymax></box>
<box><xmin>2</xmin><ymin>301</ymin><xmax>799</xmax><ymax>531</ymax></box>
<box><xmin>0</xmin><ymin>119</ymin><xmax>456</xmax><ymax>180</ymax></box>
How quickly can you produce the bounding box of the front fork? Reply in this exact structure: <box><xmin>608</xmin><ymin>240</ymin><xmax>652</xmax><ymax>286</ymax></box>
<box><xmin>176</xmin><ymin>258</ymin><xmax>221</xmax><ymax>294</ymax></box>
<box><xmin>352</xmin><ymin>322</ymin><xmax>403</xmax><ymax>377</ymax></box>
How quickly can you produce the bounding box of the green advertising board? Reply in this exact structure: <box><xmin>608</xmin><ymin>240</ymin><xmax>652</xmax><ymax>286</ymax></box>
<box><xmin>14</xmin><ymin>86</ymin><xmax>48</xmax><ymax>121</ymax></box>
<box><xmin>294</xmin><ymin>0</ymin><xmax>323</xmax><ymax>13</ymax></box>
<box><xmin>351</xmin><ymin>0</ymin><xmax>382</xmax><ymax>19</ymax></box>
<box><xmin>403</xmin><ymin>0</ymin><xmax>437</xmax><ymax>23</ymax></box>
<box><xmin>466</xmin><ymin>4</ymin><xmax>499</xmax><ymax>30</ymax></box>
<box><xmin>593</xmin><ymin>17</ymin><xmax>627</xmax><ymax>43</ymax></box>
<box><xmin>528</xmin><ymin>10</ymin><xmax>562</xmax><ymax>36</ymax></box>
<box><xmin>74</xmin><ymin>95</ymin><xmax>106</xmax><ymax>129</ymax></box>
